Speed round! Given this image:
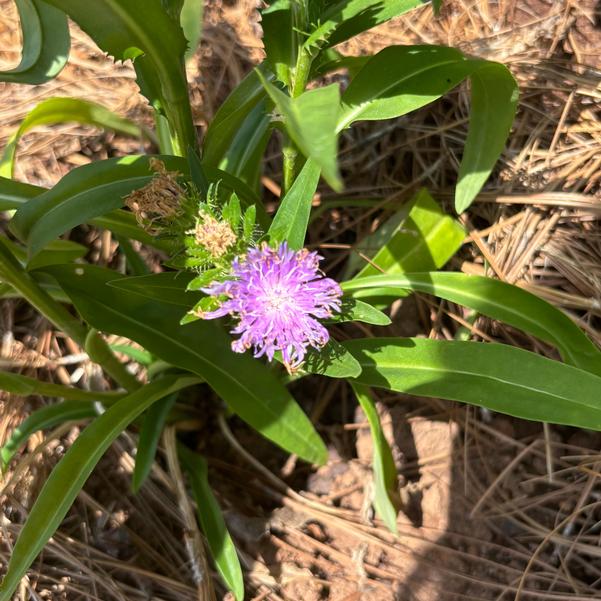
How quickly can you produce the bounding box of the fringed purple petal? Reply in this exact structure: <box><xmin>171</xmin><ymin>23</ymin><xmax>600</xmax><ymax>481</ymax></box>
<box><xmin>198</xmin><ymin>242</ymin><xmax>342</xmax><ymax>370</ymax></box>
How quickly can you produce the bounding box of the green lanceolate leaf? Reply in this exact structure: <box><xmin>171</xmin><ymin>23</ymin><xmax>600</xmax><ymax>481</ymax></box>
<box><xmin>339</xmin><ymin>46</ymin><xmax>517</xmax><ymax>210</ymax></box>
<box><xmin>107</xmin><ymin>272</ymin><xmax>200</xmax><ymax>307</ymax></box>
<box><xmin>0</xmin><ymin>0</ymin><xmax>69</xmax><ymax>84</ymax></box>
<box><xmin>454</xmin><ymin>62</ymin><xmax>519</xmax><ymax>213</ymax></box>
<box><xmin>1</xmin><ymin>400</ymin><xmax>98</xmax><ymax>469</ymax></box>
<box><xmin>203</xmin><ymin>65</ymin><xmax>273</xmax><ymax>168</ymax></box>
<box><xmin>44</xmin><ymin>264</ymin><xmax>328</xmax><ymax>465</ymax></box>
<box><xmin>350</xmin><ymin>383</ymin><xmax>398</xmax><ymax>533</ymax></box>
<box><xmin>132</xmin><ymin>393</ymin><xmax>177</xmax><ymax>492</ymax></box>
<box><xmin>261</xmin><ymin>0</ymin><xmax>297</xmax><ymax>87</ymax></box>
<box><xmin>109</xmin><ymin>343</ymin><xmax>153</xmax><ymax>365</ymax></box>
<box><xmin>43</xmin><ymin>0</ymin><xmax>196</xmax><ymax>152</ymax></box>
<box><xmin>0</xmin><ymin>97</ymin><xmax>153</xmax><ymax>178</ymax></box>
<box><xmin>342</xmin><ymin>272</ymin><xmax>601</xmax><ymax>376</ymax></box>
<box><xmin>0</xmin><ymin>176</ymin><xmax>43</xmax><ymax>210</ymax></box>
<box><xmin>310</xmin><ymin>0</ymin><xmax>427</xmax><ymax>49</ymax></box>
<box><xmin>0</xmin><ymin>275</ymin><xmax>70</xmax><ymax>303</ymax></box>
<box><xmin>329</xmin><ymin>297</ymin><xmax>391</xmax><ymax>326</ymax></box>
<box><xmin>346</xmin><ymin>337</ymin><xmax>601</xmax><ymax>430</ymax></box>
<box><xmin>258</xmin><ymin>73</ymin><xmax>342</xmax><ymax>191</ymax></box>
<box><xmin>1</xmin><ymin>236</ymin><xmax>87</xmax><ymax>270</ymax></box>
<box><xmin>269</xmin><ymin>158</ymin><xmax>321</xmax><ymax>249</ymax></box>
<box><xmin>302</xmin><ymin>339</ymin><xmax>362</xmax><ymax>379</ymax></box>
<box><xmin>345</xmin><ymin>188</ymin><xmax>465</xmax><ymax>279</ymax></box>
<box><xmin>0</xmin><ymin>375</ymin><xmax>199</xmax><ymax>601</ymax></box>
<box><xmin>0</xmin><ymin>236</ymin><xmax>89</xmax><ymax>345</ymax></box>
<box><xmin>179</xmin><ymin>446</ymin><xmax>244</xmax><ymax>601</ymax></box>
<box><xmin>180</xmin><ymin>0</ymin><xmax>203</xmax><ymax>60</ymax></box>
<box><xmin>28</xmin><ymin>240</ymin><xmax>87</xmax><ymax>270</ymax></box>
<box><xmin>339</xmin><ymin>45</ymin><xmax>466</xmax><ymax>127</ymax></box>
<box><xmin>0</xmin><ymin>370</ymin><xmax>123</xmax><ymax>402</ymax></box>
<box><xmin>219</xmin><ymin>100</ymin><xmax>272</xmax><ymax>194</ymax></box>
<box><xmin>11</xmin><ymin>155</ymin><xmax>181</xmax><ymax>247</ymax></box>
<box><xmin>85</xmin><ymin>329</ymin><xmax>141</xmax><ymax>392</ymax></box>
<box><xmin>0</xmin><ymin>177</ymin><xmax>164</xmax><ymax>250</ymax></box>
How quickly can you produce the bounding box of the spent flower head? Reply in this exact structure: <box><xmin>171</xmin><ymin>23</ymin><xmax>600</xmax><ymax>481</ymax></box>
<box><xmin>199</xmin><ymin>241</ymin><xmax>342</xmax><ymax>371</ymax></box>
<box><xmin>124</xmin><ymin>158</ymin><xmax>183</xmax><ymax>232</ymax></box>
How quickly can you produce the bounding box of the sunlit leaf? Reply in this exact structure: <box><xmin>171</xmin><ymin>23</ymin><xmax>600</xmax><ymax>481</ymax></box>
<box><xmin>351</xmin><ymin>383</ymin><xmax>398</xmax><ymax>533</ymax></box>
<box><xmin>328</xmin><ymin>297</ymin><xmax>391</xmax><ymax>326</ymax></box>
<box><xmin>342</xmin><ymin>272</ymin><xmax>601</xmax><ymax>376</ymax></box>
<box><xmin>339</xmin><ymin>46</ymin><xmax>517</xmax><ymax>210</ymax></box>
<box><xmin>309</xmin><ymin>0</ymin><xmax>428</xmax><ymax>49</ymax></box>
<box><xmin>43</xmin><ymin>0</ymin><xmax>196</xmax><ymax>151</ymax></box>
<box><xmin>269</xmin><ymin>158</ymin><xmax>321</xmax><ymax>249</ymax></box>
<box><xmin>258</xmin><ymin>73</ymin><xmax>342</xmax><ymax>191</ymax></box>
<box><xmin>0</xmin><ymin>0</ymin><xmax>69</xmax><ymax>84</ymax></box>
<box><xmin>261</xmin><ymin>0</ymin><xmax>296</xmax><ymax>86</ymax></box>
<box><xmin>345</xmin><ymin>188</ymin><xmax>465</xmax><ymax>279</ymax></box>
<box><xmin>346</xmin><ymin>337</ymin><xmax>601</xmax><ymax>430</ymax></box>
<box><xmin>455</xmin><ymin>63</ymin><xmax>518</xmax><ymax>213</ymax></box>
<box><xmin>180</xmin><ymin>0</ymin><xmax>203</xmax><ymax>60</ymax></box>
<box><xmin>0</xmin><ymin>98</ymin><xmax>153</xmax><ymax>178</ymax></box>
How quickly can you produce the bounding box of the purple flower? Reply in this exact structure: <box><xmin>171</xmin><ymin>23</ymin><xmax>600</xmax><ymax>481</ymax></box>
<box><xmin>200</xmin><ymin>242</ymin><xmax>342</xmax><ymax>370</ymax></box>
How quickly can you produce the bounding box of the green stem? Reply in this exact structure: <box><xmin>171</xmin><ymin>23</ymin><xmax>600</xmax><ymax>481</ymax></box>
<box><xmin>167</xmin><ymin>100</ymin><xmax>196</xmax><ymax>157</ymax></box>
<box><xmin>154</xmin><ymin>111</ymin><xmax>175</xmax><ymax>155</ymax></box>
<box><xmin>157</xmin><ymin>60</ymin><xmax>198</xmax><ymax>157</ymax></box>
<box><xmin>282</xmin><ymin>139</ymin><xmax>298</xmax><ymax>196</ymax></box>
<box><xmin>282</xmin><ymin>48</ymin><xmax>314</xmax><ymax>195</ymax></box>
<box><xmin>0</xmin><ymin>239</ymin><xmax>139</xmax><ymax>392</ymax></box>
<box><xmin>291</xmin><ymin>48</ymin><xmax>313</xmax><ymax>99</ymax></box>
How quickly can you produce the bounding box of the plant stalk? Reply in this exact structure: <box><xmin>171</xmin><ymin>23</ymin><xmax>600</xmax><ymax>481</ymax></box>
<box><xmin>282</xmin><ymin>48</ymin><xmax>314</xmax><ymax>195</ymax></box>
<box><xmin>282</xmin><ymin>139</ymin><xmax>298</xmax><ymax>196</ymax></box>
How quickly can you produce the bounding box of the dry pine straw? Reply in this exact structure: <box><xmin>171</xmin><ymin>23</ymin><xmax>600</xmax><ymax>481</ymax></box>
<box><xmin>1</xmin><ymin>0</ymin><xmax>601</xmax><ymax>599</ymax></box>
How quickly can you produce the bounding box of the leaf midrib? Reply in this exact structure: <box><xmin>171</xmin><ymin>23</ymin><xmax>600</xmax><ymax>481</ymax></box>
<box><xmin>358</xmin><ymin>356</ymin><xmax>601</xmax><ymax>413</ymax></box>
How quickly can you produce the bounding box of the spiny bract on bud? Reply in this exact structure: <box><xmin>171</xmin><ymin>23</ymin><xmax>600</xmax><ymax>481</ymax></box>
<box><xmin>199</xmin><ymin>242</ymin><xmax>342</xmax><ymax>371</ymax></box>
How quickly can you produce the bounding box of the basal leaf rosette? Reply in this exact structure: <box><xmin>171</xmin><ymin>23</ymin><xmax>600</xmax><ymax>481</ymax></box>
<box><xmin>198</xmin><ymin>242</ymin><xmax>342</xmax><ymax>372</ymax></box>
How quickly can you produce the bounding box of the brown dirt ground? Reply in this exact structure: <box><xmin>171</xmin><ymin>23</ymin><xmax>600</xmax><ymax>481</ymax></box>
<box><xmin>1</xmin><ymin>0</ymin><xmax>601</xmax><ymax>599</ymax></box>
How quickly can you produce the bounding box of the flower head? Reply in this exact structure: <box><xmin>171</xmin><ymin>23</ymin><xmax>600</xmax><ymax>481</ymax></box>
<box><xmin>188</xmin><ymin>214</ymin><xmax>237</xmax><ymax>259</ymax></box>
<box><xmin>200</xmin><ymin>242</ymin><xmax>342</xmax><ymax>371</ymax></box>
<box><xmin>125</xmin><ymin>159</ymin><xmax>183</xmax><ymax>232</ymax></box>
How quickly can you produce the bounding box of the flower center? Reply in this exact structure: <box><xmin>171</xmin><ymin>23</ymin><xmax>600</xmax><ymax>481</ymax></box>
<box><xmin>261</xmin><ymin>283</ymin><xmax>295</xmax><ymax>313</ymax></box>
